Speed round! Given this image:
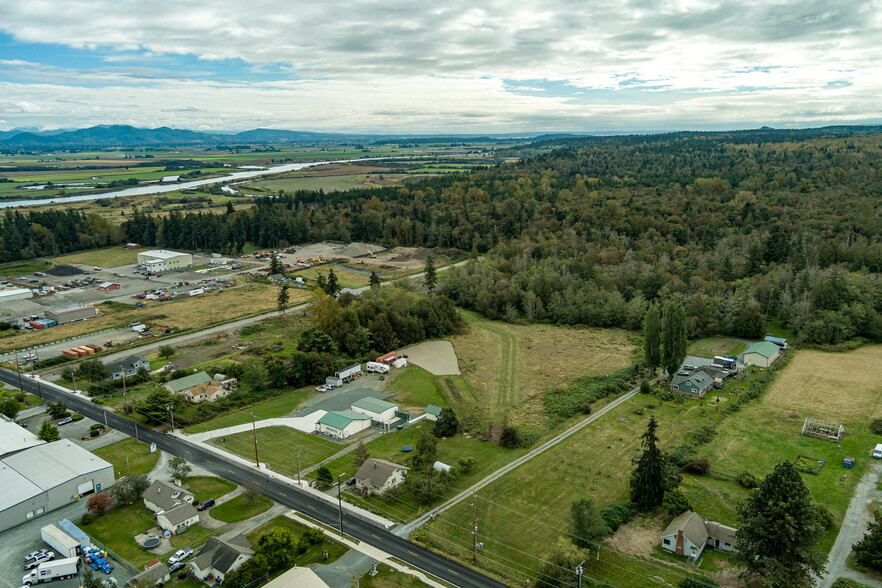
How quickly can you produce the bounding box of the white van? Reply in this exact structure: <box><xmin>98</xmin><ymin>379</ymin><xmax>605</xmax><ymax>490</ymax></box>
<box><xmin>873</xmin><ymin>444</ymin><xmax>882</xmax><ymax>459</ymax></box>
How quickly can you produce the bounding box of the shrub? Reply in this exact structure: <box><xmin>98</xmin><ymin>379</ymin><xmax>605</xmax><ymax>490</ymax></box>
<box><xmin>663</xmin><ymin>490</ymin><xmax>692</xmax><ymax>516</ymax></box>
<box><xmin>871</xmin><ymin>419</ymin><xmax>882</xmax><ymax>435</ymax></box>
<box><xmin>599</xmin><ymin>501</ymin><xmax>634</xmax><ymax>532</ymax></box>
<box><xmin>71</xmin><ymin>414</ymin><xmax>85</xmax><ymax>422</ymax></box>
<box><xmin>670</xmin><ymin>444</ymin><xmax>696</xmax><ymax>468</ymax></box>
<box><xmin>691</xmin><ymin>425</ymin><xmax>716</xmax><ymax>445</ymax></box>
<box><xmin>737</xmin><ymin>471</ymin><xmax>760</xmax><ymax>489</ymax></box>
<box><xmin>304</xmin><ymin>528</ymin><xmax>324</xmax><ymax>545</ymax></box>
<box><xmin>686</xmin><ymin>458</ymin><xmax>711</xmax><ymax>474</ymax></box>
<box><xmin>640</xmin><ymin>379</ymin><xmax>651</xmax><ymax>394</ymax></box>
<box><xmin>499</xmin><ymin>426</ymin><xmax>522</xmax><ymax>449</ymax></box>
<box><xmin>90</xmin><ymin>423</ymin><xmax>104</xmax><ymax>430</ymax></box>
<box><xmin>80</xmin><ymin>513</ymin><xmax>95</xmax><ymax>526</ymax></box>
<box><xmin>658</xmin><ymin>390</ymin><xmax>675</xmax><ymax>401</ymax></box>
<box><xmin>90</xmin><ymin>429</ymin><xmax>99</xmax><ymax>437</ymax></box>
<box><xmin>815</xmin><ymin>503</ymin><xmax>835</xmax><ymax>530</ymax></box>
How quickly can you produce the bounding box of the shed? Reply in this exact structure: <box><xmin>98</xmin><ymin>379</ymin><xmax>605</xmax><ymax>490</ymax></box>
<box><xmin>98</xmin><ymin>282</ymin><xmax>120</xmax><ymax>291</ymax></box>
<box><xmin>376</xmin><ymin>351</ymin><xmax>397</xmax><ymax>364</ymax></box>
<box><xmin>433</xmin><ymin>461</ymin><xmax>452</xmax><ymax>473</ymax></box>
<box><xmin>743</xmin><ymin>341</ymin><xmax>781</xmax><ymax>368</ymax></box>
<box><xmin>350</xmin><ymin>397</ymin><xmax>398</xmax><ymax>421</ymax></box>
<box><xmin>425</xmin><ymin>405</ymin><xmax>443</xmax><ymax>422</ymax></box>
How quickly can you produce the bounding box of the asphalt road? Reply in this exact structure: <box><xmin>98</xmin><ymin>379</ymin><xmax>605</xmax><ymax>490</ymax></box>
<box><xmin>0</xmin><ymin>368</ymin><xmax>505</xmax><ymax>588</ymax></box>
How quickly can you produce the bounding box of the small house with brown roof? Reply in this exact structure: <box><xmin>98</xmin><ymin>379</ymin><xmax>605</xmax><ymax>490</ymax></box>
<box><xmin>354</xmin><ymin>458</ymin><xmax>409</xmax><ymax>496</ymax></box>
<box><xmin>661</xmin><ymin>510</ymin><xmax>737</xmax><ymax>563</ymax></box>
<box><xmin>182</xmin><ymin>380</ymin><xmax>230</xmax><ymax>403</ymax></box>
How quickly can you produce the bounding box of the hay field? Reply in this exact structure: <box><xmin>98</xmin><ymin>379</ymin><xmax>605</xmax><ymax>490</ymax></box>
<box><xmin>765</xmin><ymin>347</ymin><xmax>882</xmax><ymax>422</ymax></box>
<box><xmin>450</xmin><ymin>313</ymin><xmax>636</xmax><ymax>425</ymax></box>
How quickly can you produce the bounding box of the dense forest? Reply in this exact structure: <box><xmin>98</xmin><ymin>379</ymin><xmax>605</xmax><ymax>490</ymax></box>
<box><xmin>3</xmin><ymin>128</ymin><xmax>882</xmax><ymax>344</ymax></box>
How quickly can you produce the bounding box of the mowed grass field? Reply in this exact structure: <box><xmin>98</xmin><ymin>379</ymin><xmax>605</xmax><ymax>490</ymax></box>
<box><xmin>426</xmin><ymin>394</ymin><xmax>722</xmax><ymax>587</ymax></box>
<box><xmin>0</xmin><ymin>283</ymin><xmax>308</xmax><ymax>354</ymax></box>
<box><xmin>93</xmin><ymin>438</ymin><xmax>159</xmax><ymax>478</ymax></box>
<box><xmin>449</xmin><ymin>312</ymin><xmax>636</xmax><ymax>427</ymax></box>
<box><xmin>686</xmin><ymin>337</ymin><xmax>746</xmax><ymax>358</ymax></box>
<box><xmin>211</xmin><ymin>426</ymin><xmax>341</xmax><ymax>475</ymax></box>
<box><xmin>53</xmin><ymin>247</ymin><xmax>140</xmax><ymax>268</ymax></box>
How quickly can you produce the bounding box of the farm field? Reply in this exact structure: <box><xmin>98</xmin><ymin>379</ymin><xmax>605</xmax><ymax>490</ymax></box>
<box><xmin>53</xmin><ymin>247</ymin><xmax>140</xmax><ymax>268</ymax></box>
<box><xmin>449</xmin><ymin>312</ymin><xmax>637</xmax><ymax>428</ymax></box>
<box><xmin>211</xmin><ymin>426</ymin><xmax>342</xmax><ymax>475</ymax></box>
<box><xmin>424</xmin><ymin>393</ymin><xmax>722</xmax><ymax>587</ymax></box>
<box><xmin>686</xmin><ymin>337</ymin><xmax>746</xmax><ymax>358</ymax></box>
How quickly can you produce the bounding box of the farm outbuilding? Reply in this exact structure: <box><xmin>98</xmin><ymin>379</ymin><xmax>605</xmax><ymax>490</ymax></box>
<box><xmin>315</xmin><ymin>410</ymin><xmax>372</xmax><ymax>439</ymax></box>
<box><xmin>802</xmin><ymin>417</ymin><xmax>844</xmax><ymax>442</ymax></box>
<box><xmin>350</xmin><ymin>397</ymin><xmax>397</xmax><ymax>421</ymax></box>
<box><xmin>743</xmin><ymin>341</ymin><xmax>781</xmax><ymax>368</ymax></box>
<box><xmin>98</xmin><ymin>282</ymin><xmax>120</xmax><ymax>291</ymax></box>
<box><xmin>425</xmin><ymin>405</ymin><xmax>443</xmax><ymax>421</ymax></box>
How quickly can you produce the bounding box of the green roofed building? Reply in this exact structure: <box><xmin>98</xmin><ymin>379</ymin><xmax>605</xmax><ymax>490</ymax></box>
<box><xmin>350</xmin><ymin>397</ymin><xmax>397</xmax><ymax>421</ymax></box>
<box><xmin>742</xmin><ymin>341</ymin><xmax>782</xmax><ymax>368</ymax></box>
<box><xmin>165</xmin><ymin>371</ymin><xmax>212</xmax><ymax>394</ymax></box>
<box><xmin>315</xmin><ymin>410</ymin><xmax>372</xmax><ymax>439</ymax></box>
<box><xmin>425</xmin><ymin>405</ymin><xmax>443</xmax><ymax>421</ymax></box>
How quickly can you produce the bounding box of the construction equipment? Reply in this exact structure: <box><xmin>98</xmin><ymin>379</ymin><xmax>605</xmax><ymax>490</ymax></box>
<box><xmin>366</xmin><ymin>250</ymin><xmax>377</xmax><ymax>258</ymax></box>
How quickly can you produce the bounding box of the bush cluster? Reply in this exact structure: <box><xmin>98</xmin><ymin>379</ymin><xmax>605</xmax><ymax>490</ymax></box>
<box><xmin>599</xmin><ymin>501</ymin><xmax>634</xmax><ymax>532</ymax></box>
<box><xmin>543</xmin><ymin>369</ymin><xmax>631</xmax><ymax>427</ymax></box>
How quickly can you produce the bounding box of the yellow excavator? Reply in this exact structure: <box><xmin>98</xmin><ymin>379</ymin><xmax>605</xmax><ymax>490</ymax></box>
<box><xmin>365</xmin><ymin>250</ymin><xmax>377</xmax><ymax>258</ymax></box>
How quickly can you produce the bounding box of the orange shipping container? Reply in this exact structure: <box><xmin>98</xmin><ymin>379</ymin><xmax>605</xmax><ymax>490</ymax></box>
<box><xmin>63</xmin><ymin>349</ymin><xmax>80</xmax><ymax>358</ymax></box>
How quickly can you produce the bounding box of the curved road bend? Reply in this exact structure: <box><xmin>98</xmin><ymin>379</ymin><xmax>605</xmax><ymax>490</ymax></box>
<box><xmin>0</xmin><ymin>369</ymin><xmax>505</xmax><ymax>588</ymax></box>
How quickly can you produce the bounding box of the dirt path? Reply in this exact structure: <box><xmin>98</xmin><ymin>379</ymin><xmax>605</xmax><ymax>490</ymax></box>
<box><xmin>819</xmin><ymin>459</ymin><xmax>882</xmax><ymax>587</ymax></box>
<box><xmin>480</xmin><ymin>322</ymin><xmax>518</xmax><ymax>412</ymax></box>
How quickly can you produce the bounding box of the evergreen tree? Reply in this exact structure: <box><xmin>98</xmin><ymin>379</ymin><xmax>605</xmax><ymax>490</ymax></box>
<box><xmin>424</xmin><ymin>255</ymin><xmax>438</xmax><ymax>293</ymax></box>
<box><xmin>629</xmin><ymin>415</ymin><xmax>666</xmax><ymax>511</ymax></box>
<box><xmin>853</xmin><ymin>510</ymin><xmax>882</xmax><ymax>571</ymax></box>
<box><xmin>369</xmin><ymin>271</ymin><xmax>381</xmax><ymax>289</ymax></box>
<box><xmin>661</xmin><ymin>301</ymin><xmax>687</xmax><ymax>376</ymax></box>
<box><xmin>433</xmin><ymin>408</ymin><xmax>459</xmax><ymax>437</ymax></box>
<box><xmin>643</xmin><ymin>306</ymin><xmax>661</xmax><ymax>373</ymax></box>
<box><xmin>277</xmin><ymin>284</ymin><xmax>289</xmax><ymax>313</ymax></box>
<box><xmin>316</xmin><ymin>466</ymin><xmax>333</xmax><ymax>489</ymax></box>
<box><xmin>226</xmin><ymin>201</ymin><xmax>234</xmax><ymax>215</ymax></box>
<box><xmin>325</xmin><ymin>269</ymin><xmax>340</xmax><ymax>296</ymax></box>
<box><xmin>269</xmin><ymin>253</ymin><xmax>283</xmax><ymax>275</ymax></box>
<box><xmin>734</xmin><ymin>461</ymin><xmax>827</xmax><ymax>587</ymax></box>
<box><xmin>315</xmin><ymin>273</ymin><xmax>327</xmax><ymax>293</ymax></box>
<box><xmin>353</xmin><ymin>441</ymin><xmax>369</xmax><ymax>469</ymax></box>
<box><xmin>38</xmin><ymin>419</ymin><xmax>60</xmax><ymax>442</ymax></box>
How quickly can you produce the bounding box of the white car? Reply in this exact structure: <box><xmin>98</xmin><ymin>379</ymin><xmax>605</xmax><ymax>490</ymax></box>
<box><xmin>24</xmin><ymin>551</ymin><xmax>55</xmax><ymax>569</ymax></box>
<box><xmin>168</xmin><ymin>550</ymin><xmax>186</xmax><ymax>565</ymax></box>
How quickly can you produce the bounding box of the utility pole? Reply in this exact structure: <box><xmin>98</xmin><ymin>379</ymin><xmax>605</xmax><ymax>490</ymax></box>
<box><xmin>337</xmin><ymin>473</ymin><xmax>346</xmax><ymax>537</ymax></box>
<box><xmin>576</xmin><ymin>561</ymin><xmax>584</xmax><ymax>588</ymax></box>
<box><xmin>296</xmin><ymin>453</ymin><xmax>301</xmax><ymax>485</ymax></box>
<box><xmin>251</xmin><ymin>412</ymin><xmax>260</xmax><ymax>468</ymax></box>
<box><xmin>166</xmin><ymin>404</ymin><xmax>175</xmax><ymax>433</ymax></box>
<box><xmin>14</xmin><ymin>353</ymin><xmax>23</xmax><ymax>391</ymax></box>
<box><xmin>427</xmin><ymin>467</ymin><xmax>432</xmax><ymax>507</ymax></box>
<box><xmin>472</xmin><ymin>490</ymin><xmax>478</xmax><ymax>563</ymax></box>
<box><xmin>71</xmin><ymin>371</ymin><xmax>77</xmax><ymax>394</ymax></box>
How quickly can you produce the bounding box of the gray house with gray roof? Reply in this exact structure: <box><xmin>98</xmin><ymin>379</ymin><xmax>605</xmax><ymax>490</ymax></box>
<box><xmin>190</xmin><ymin>534</ymin><xmax>254</xmax><ymax>581</ymax></box>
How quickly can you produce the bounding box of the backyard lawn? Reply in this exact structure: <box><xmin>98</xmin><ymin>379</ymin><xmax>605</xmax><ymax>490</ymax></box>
<box><xmin>385</xmin><ymin>365</ymin><xmax>448</xmax><ymax>410</ymax></box>
<box><xmin>210</xmin><ymin>494</ymin><xmax>273</xmax><ymax>523</ymax></box>
<box><xmin>93</xmin><ymin>438</ymin><xmax>159</xmax><ymax>478</ymax></box>
<box><xmin>686</xmin><ymin>337</ymin><xmax>746</xmax><ymax>358</ymax></box>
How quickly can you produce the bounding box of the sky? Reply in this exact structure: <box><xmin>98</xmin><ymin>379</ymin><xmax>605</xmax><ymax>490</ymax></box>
<box><xmin>0</xmin><ymin>0</ymin><xmax>881</xmax><ymax>134</ymax></box>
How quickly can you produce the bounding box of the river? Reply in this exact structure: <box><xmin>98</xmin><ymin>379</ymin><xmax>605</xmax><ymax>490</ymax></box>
<box><xmin>0</xmin><ymin>157</ymin><xmax>384</xmax><ymax>210</ymax></box>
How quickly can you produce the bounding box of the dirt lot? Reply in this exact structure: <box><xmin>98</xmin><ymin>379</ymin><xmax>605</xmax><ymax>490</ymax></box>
<box><xmin>765</xmin><ymin>347</ymin><xmax>882</xmax><ymax>422</ymax></box>
<box><xmin>400</xmin><ymin>340</ymin><xmax>460</xmax><ymax>375</ymax></box>
<box><xmin>290</xmin><ymin>243</ymin><xmax>456</xmax><ymax>273</ymax></box>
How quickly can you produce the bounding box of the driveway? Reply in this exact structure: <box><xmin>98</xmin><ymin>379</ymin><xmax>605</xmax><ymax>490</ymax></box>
<box><xmin>819</xmin><ymin>460</ymin><xmax>882</xmax><ymax>587</ymax></box>
<box><xmin>294</xmin><ymin>382</ymin><xmax>394</xmax><ymax>417</ymax></box>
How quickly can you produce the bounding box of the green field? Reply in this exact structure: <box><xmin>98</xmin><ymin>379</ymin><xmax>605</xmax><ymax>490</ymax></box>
<box><xmin>185</xmin><ymin>476</ymin><xmax>237</xmax><ymax>502</ymax></box>
<box><xmin>386</xmin><ymin>365</ymin><xmax>449</xmax><ymax>410</ymax></box>
<box><xmin>212</xmin><ymin>426</ymin><xmax>341</xmax><ymax>475</ymax></box>
<box><xmin>54</xmin><ymin>247</ymin><xmax>140</xmax><ymax>268</ymax></box>
<box><xmin>686</xmin><ymin>337</ymin><xmax>746</xmax><ymax>358</ymax></box>
<box><xmin>209</xmin><ymin>494</ymin><xmax>273</xmax><ymax>523</ymax></box>
<box><xmin>183</xmin><ymin>388</ymin><xmax>311</xmax><ymax>433</ymax></box>
<box><xmin>0</xmin><ymin>259</ymin><xmax>54</xmax><ymax>277</ymax></box>
<box><xmin>93</xmin><ymin>438</ymin><xmax>159</xmax><ymax>478</ymax></box>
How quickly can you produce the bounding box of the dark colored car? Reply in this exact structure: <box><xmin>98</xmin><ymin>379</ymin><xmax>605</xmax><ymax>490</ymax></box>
<box><xmin>197</xmin><ymin>498</ymin><xmax>215</xmax><ymax>511</ymax></box>
<box><xmin>345</xmin><ymin>477</ymin><xmax>357</xmax><ymax>486</ymax></box>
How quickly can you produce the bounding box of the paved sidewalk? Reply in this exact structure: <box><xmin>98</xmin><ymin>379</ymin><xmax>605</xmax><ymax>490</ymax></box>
<box><xmin>284</xmin><ymin>511</ymin><xmax>447</xmax><ymax>588</ymax></box>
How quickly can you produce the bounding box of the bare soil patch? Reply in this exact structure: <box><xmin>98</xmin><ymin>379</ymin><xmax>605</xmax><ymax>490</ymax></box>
<box><xmin>607</xmin><ymin>515</ymin><xmax>668</xmax><ymax>556</ymax></box>
<box><xmin>400</xmin><ymin>340</ymin><xmax>460</xmax><ymax>375</ymax></box>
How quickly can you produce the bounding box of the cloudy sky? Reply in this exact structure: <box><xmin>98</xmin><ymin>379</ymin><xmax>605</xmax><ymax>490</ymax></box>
<box><xmin>0</xmin><ymin>0</ymin><xmax>880</xmax><ymax>133</ymax></box>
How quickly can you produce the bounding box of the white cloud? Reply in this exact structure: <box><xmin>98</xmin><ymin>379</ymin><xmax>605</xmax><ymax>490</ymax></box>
<box><xmin>0</xmin><ymin>0</ymin><xmax>880</xmax><ymax>130</ymax></box>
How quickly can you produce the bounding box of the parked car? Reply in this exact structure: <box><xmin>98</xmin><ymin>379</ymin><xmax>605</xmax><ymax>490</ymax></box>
<box><xmin>24</xmin><ymin>551</ymin><xmax>55</xmax><ymax>569</ymax></box>
<box><xmin>57</xmin><ymin>417</ymin><xmax>73</xmax><ymax>426</ymax></box>
<box><xmin>168</xmin><ymin>550</ymin><xmax>186</xmax><ymax>565</ymax></box>
<box><xmin>197</xmin><ymin>498</ymin><xmax>215</xmax><ymax>511</ymax></box>
<box><xmin>169</xmin><ymin>561</ymin><xmax>186</xmax><ymax>573</ymax></box>
<box><xmin>345</xmin><ymin>477</ymin><xmax>356</xmax><ymax>486</ymax></box>
<box><xmin>24</xmin><ymin>549</ymin><xmax>52</xmax><ymax>563</ymax></box>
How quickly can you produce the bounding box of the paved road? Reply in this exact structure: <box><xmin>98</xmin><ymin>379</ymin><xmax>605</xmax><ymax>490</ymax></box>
<box><xmin>819</xmin><ymin>460</ymin><xmax>882</xmax><ymax>587</ymax></box>
<box><xmin>0</xmin><ymin>368</ymin><xmax>505</xmax><ymax>588</ymax></box>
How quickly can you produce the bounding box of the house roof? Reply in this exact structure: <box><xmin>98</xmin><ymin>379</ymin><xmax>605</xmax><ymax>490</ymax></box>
<box><xmin>192</xmin><ymin>535</ymin><xmax>254</xmax><ymax>575</ymax></box>
<box><xmin>127</xmin><ymin>562</ymin><xmax>169</xmax><ymax>586</ymax></box>
<box><xmin>425</xmin><ymin>404</ymin><xmax>443</xmax><ymax>416</ymax></box>
<box><xmin>107</xmin><ymin>355</ymin><xmax>147</xmax><ymax>373</ymax></box>
<box><xmin>705</xmin><ymin>521</ymin><xmax>737</xmax><ymax>545</ymax></box>
<box><xmin>355</xmin><ymin>458</ymin><xmax>408</xmax><ymax>487</ymax></box>
<box><xmin>351</xmin><ymin>397</ymin><xmax>397</xmax><ymax>414</ymax></box>
<box><xmin>144</xmin><ymin>479</ymin><xmax>193</xmax><ymax>512</ymax></box>
<box><xmin>160</xmin><ymin>502</ymin><xmax>199</xmax><ymax>526</ymax></box>
<box><xmin>264</xmin><ymin>566</ymin><xmax>330</xmax><ymax>588</ymax></box>
<box><xmin>317</xmin><ymin>410</ymin><xmax>372</xmax><ymax>430</ymax></box>
<box><xmin>745</xmin><ymin>341</ymin><xmax>781</xmax><ymax>359</ymax></box>
<box><xmin>662</xmin><ymin>511</ymin><xmax>709</xmax><ymax>548</ymax></box>
<box><xmin>167</xmin><ymin>371</ymin><xmax>212</xmax><ymax>393</ymax></box>
<box><xmin>186</xmin><ymin>381</ymin><xmax>224</xmax><ymax>398</ymax></box>
<box><xmin>671</xmin><ymin>369</ymin><xmax>713</xmax><ymax>392</ymax></box>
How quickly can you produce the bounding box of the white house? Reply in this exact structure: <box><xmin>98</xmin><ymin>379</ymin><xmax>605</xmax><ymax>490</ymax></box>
<box><xmin>354</xmin><ymin>458</ymin><xmax>409</xmax><ymax>496</ymax></box>
<box><xmin>156</xmin><ymin>503</ymin><xmax>200</xmax><ymax>535</ymax></box>
<box><xmin>661</xmin><ymin>510</ymin><xmax>737</xmax><ymax>562</ymax></box>
<box><xmin>315</xmin><ymin>410</ymin><xmax>372</xmax><ymax>440</ymax></box>
<box><xmin>143</xmin><ymin>480</ymin><xmax>199</xmax><ymax>534</ymax></box>
<box><xmin>189</xmin><ymin>535</ymin><xmax>254</xmax><ymax>582</ymax></box>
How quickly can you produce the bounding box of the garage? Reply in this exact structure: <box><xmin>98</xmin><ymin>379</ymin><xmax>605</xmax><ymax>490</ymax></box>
<box><xmin>76</xmin><ymin>481</ymin><xmax>95</xmax><ymax>496</ymax></box>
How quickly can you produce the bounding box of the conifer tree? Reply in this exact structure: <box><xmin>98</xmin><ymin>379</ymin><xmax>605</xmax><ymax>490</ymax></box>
<box><xmin>424</xmin><ymin>255</ymin><xmax>438</xmax><ymax>294</ymax></box>
<box><xmin>643</xmin><ymin>306</ymin><xmax>661</xmax><ymax>373</ymax></box>
<box><xmin>629</xmin><ymin>415</ymin><xmax>665</xmax><ymax>511</ymax></box>
<box><xmin>662</xmin><ymin>301</ymin><xmax>687</xmax><ymax>376</ymax></box>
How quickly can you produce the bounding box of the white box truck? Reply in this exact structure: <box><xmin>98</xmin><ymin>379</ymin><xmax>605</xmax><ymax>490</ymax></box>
<box><xmin>366</xmin><ymin>361</ymin><xmax>390</xmax><ymax>374</ymax></box>
<box><xmin>22</xmin><ymin>557</ymin><xmax>81</xmax><ymax>585</ymax></box>
<box><xmin>874</xmin><ymin>444</ymin><xmax>882</xmax><ymax>459</ymax></box>
<box><xmin>40</xmin><ymin>524</ymin><xmax>80</xmax><ymax>558</ymax></box>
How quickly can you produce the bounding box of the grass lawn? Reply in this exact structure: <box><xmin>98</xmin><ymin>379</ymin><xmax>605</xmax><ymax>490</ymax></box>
<box><xmin>765</xmin><ymin>316</ymin><xmax>797</xmax><ymax>341</ymax></box>
<box><xmin>0</xmin><ymin>259</ymin><xmax>54</xmax><ymax>277</ymax></box>
<box><xmin>93</xmin><ymin>438</ymin><xmax>159</xmax><ymax>478</ymax></box>
<box><xmin>209</xmin><ymin>494</ymin><xmax>273</xmax><ymax>523</ymax></box>
<box><xmin>424</xmin><ymin>393</ymin><xmax>723</xmax><ymax>586</ymax></box>
<box><xmin>245</xmin><ymin>515</ymin><xmax>349</xmax><ymax>566</ymax></box>
<box><xmin>183</xmin><ymin>388</ymin><xmax>310</xmax><ymax>433</ymax></box>
<box><xmin>686</xmin><ymin>337</ymin><xmax>746</xmax><ymax>358</ymax></box>
<box><xmin>449</xmin><ymin>312</ymin><xmax>637</xmax><ymax>429</ymax></box>
<box><xmin>359</xmin><ymin>563</ymin><xmax>433</xmax><ymax>587</ymax></box>
<box><xmin>53</xmin><ymin>247</ymin><xmax>140</xmax><ymax>268</ymax></box>
<box><xmin>386</xmin><ymin>365</ymin><xmax>448</xmax><ymax>410</ymax></box>
<box><xmin>212</xmin><ymin>426</ymin><xmax>341</xmax><ymax>475</ymax></box>
<box><xmin>87</xmin><ymin>503</ymin><xmax>157</xmax><ymax>569</ymax></box>
<box><xmin>185</xmin><ymin>477</ymin><xmax>236</xmax><ymax>502</ymax></box>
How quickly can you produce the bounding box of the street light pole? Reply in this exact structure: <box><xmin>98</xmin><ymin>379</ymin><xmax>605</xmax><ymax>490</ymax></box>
<box><xmin>337</xmin><ymin>473</ymin><xmax>347</xmax><ymax>537</ymax></box>
<box><xmin>251</xmin><ymin>413</ymin><xmax>260</xmax><ymax>468</ymax></box>
<box><xmin>576</xmin><ymin>560</ymin><xmax>584</xmax><ymax>588</ymax></box>
<box><xmin>166</xmin><ymin>404</ymin><xmax>175</xmax><ymax>433</ymax></box>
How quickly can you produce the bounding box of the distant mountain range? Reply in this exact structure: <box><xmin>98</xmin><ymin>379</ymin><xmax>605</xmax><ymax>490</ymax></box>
<box><xmin>0</xmin><ymin>125</ymin><xmax>552</xmax><ymax>148</ymax></box>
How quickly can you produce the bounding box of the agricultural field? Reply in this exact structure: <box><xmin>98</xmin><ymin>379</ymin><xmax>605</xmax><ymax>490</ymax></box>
<box><xmin>211</xmin><ymin>427</ymin><xmax>341</xmax><ymax>476</ymax></box>
<box><xmin>425</xmin><ymin>393</ymin><xmax>723</xmax><ymax>587</ymax></box>
<box><xmin>53</xmin><ymin>247</ymin><xmax>140</xmax><ymax>268</ymax></box>
<box><xmin>449</xmin><ymin>312</ymin><xmax>637</xmax><ymax>428</ymax></box>
<box><xmin>686</xmin><ymin>337</ymin><xmax>746</xmax><ymax>358</ymax></box>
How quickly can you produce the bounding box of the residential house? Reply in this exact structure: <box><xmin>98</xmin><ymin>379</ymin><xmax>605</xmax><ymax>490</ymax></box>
<box><xmin>189</xmin><ymin>535</ymin><xmax>254</xmax><ymax>582</ymax></box>
<box><xmin>742</xmin><ymin>341</ymin><xmax>781</xmax><ymax>368</ymax></box>
<box><xmin>143</xmin><ymin>480</ymin><xmax>199</xmax><ymax>534</ymax></box>
<box><xmin>424</xmin><ymin>405</ymin><xmax>443</xmax><ymax>422</ymax></box>
<box><xmin>105</xmin><ymin>355</ymin><xmax>150</xmax><ymax>381</ymax></box>
<box><xmin>182</xmin><ymin>380</ymin><xmax>231</xmax><ymax>403</ymax></box>
<box><xmin>165</xmin><ymin>371</ymin><xmax>213</xmax><ymax>395</ymax></box>
<box><xmin>127</xmin><ymin>561</ymin><xmax>170</xmax><ymax>587</ymax></box>
<box><xmin>157</xmin><ymin>503</ymin><xmax>200</xmax><ymax>535</ymax></box>
<box><xmin>354</xmin><ymin>458</ymin><xmax>409</xmax><ymax>496</ymax></box>
<box><xmin>661</xmin><ymin>510</ymin><xmax>737</xmax><ymax>562</ymax></box>
<box><xmin>264</xmin><ymin>566</ymin><xmax>329</xmax><ymax>588</ymax></box>
<box><xmin>670</xmin><ymin>368</ymin><xmax>714</xmax><ymax>398</ymax></box>
<box><xmin>315</xmin><ymin>410</ymin><xmax>372</xmax><ymax>439</ymax></box>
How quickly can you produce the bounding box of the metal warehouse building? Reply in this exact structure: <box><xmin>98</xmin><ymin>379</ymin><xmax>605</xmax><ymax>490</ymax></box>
<box><xmin>44</xmin><ymin>303</ymin><xmax>98</xmax><ymax>325</ymax></box>
<box><xmin>0</xmin><ymin>440</ymin><xmax>114</xmax><ymax>533</ymax></box>
<box><xmin>0</xmin><ymin>286</ymin><xmax>32</xmax><ymax>302</ymax></box>
<box><xmin>137</xmin><ymin>250</ymin><xmax>193</xmax><ymax>272</ymax></box>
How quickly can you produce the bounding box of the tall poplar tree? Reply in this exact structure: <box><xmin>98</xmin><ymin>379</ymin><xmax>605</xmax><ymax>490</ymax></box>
<box><xmin>424</xmin><ymin>255</ymin><xmax>438</xmax><ymax>294</ymax></box>
<box><xmin>662</xmin><ymin>301</ymin><xmax>687</xmax><ymax>376</ymax></box>
<box><xmin>643</xmin><ymin>306</ymin><xmax>661</xmax><ymax>373</ymax></box>
<box><xmin>629</xmin><ymin>415</ymin><xmax>665</xmax><ymax>511</ymax></box>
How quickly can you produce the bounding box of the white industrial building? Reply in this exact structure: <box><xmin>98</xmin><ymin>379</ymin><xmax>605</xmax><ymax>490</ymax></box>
<box><xmin>0</xmin><ymin>417</ymin><xmax>46</xmax><ymax>458</ymax></box>
<box><xmin>315</xmin><ymin>410</ymin><xmax>372</xmax><ymax>439</ymax></box>
<box><xmin>0</xmin><ymin>286</ymin><xmax>31</xmax><ymax>302</ymax></box>
<box><xmin>350</xmin><ymin>397</ymin><xmax>398</xmax><ymax>421</ymax></box>
<box><xmin>137</xmin><ymin>250</ymin><xmax>193</xmax><ymax>272</ymax></box>
<box><xmin>0</xmin><ymin>440</ymin><xmax>115</xmax><ymax>533</ymax></box>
